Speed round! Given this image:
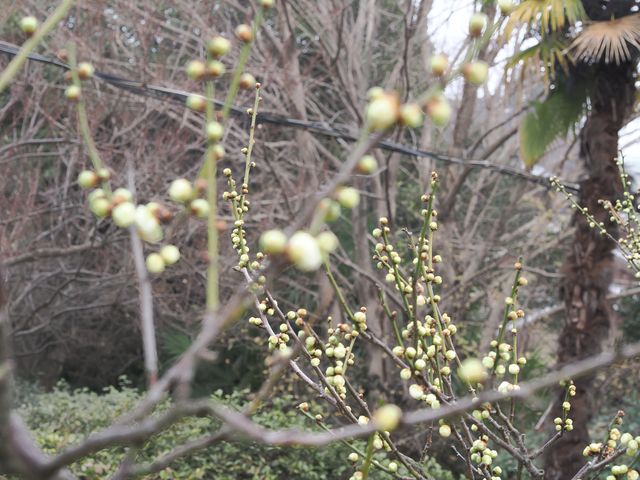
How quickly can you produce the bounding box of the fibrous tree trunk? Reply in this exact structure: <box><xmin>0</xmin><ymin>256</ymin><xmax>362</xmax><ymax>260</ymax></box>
<box><xmin>545</xmin><ymin>62</ymin><xmax>636</xmax><ymax>479</ymax></box>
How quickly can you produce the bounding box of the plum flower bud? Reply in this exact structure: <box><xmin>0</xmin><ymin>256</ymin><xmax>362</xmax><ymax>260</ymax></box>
<box><xmin>160</xmin><ymin>245</ymin><xmax>181</xmax><ymax>265</ymax></box>
<box><xmin>367</xmin><ymin>86</ymin><xmax>385</xmax><ymax>100</ymax></box>
<box><xmin>469</xmin><ymin>12</ymin><xmax>487</xmax><ymax>37</ymax></box>
<box><xmin>463</xmin><ymin>61</ymin><xmax>489</xmax><ymax>86</ymax></box>
<box><xmin>373</xmin><ymin>404</ymin><xmax>402</xmax><ymax>431</ymax></box>
<box><xmin>439</xmin><ymin>424</ymin><xmax>451</xmax><ymax>437</ymax></box>
<box><xmin>458</xmin><ymin>358</ymin><xmax>488</xmax><ymax>383</ymax></box>
<box><xmin>89</xmin><ymin>197</ymin><xmax>110</xmax><ymax>218</ymax></box>
<box><xmin>317</xmin><ymin>198</ymin><xmax>341</xmax><ymax>222</ymax></box>
<box><xmin>190</xmin><ymin>199</ymin><xmax>210</xmax><ymax>218</ymax></box>
<box><xmin>186</xmin><ymin>94</ymin><xmax>206</xmax><ymax>112</ymax></box>
<box><xmin>430</xmin><ymin>54</ymin><xmax>449</xmax><ymax>77</ymax></box>
<box><xmin>186</xmin><ymin>60</ymin><xmax>206</xmax><ymax>81</ymax></box>
<box><xmin>207</xmin><ymin>60</ymin><xmax>226</xmax><ymax>78</ymax></box>
<box><xmin>400</xmin><ymin>103</ymin><xmax>424</xmax><ymax>128</ymax></box>
<box><xmin>77</xmin><ymin>62</ymin><xmax>95</xmax><ymax>80</ymax></box>
<box><xmin>316</xmin><ymin>231</ymin><xmax>339</xmax><ymax>254</ymax></box>
<box><xmin>65</xmin><ymin>85</ymin><xmax>81</xmax><ymax>101</ymax></box>
<box><xmin>235</xmin><ymin>24</ymin><xmax>253</xmax><ymax>43</ymax></box>
<box><xmin>135</xmin><ymin>206</ymin><xmax>163</xmax><ymax>243</ymax></box>
<box><xmin>112</xmin><ymin>188</ymin><xmax>133</xmax><ymax>205</ymax></box>
<box><xmin>498</xmin><ymin>381</ymin><xmax>513</xmax><ymax>394</ymax></box>
<box><xmin>146</xmin><ymin>253</ymin><xmax>165</xmax><ymax>273</ymax></box>
<box><xmin>20</xmin><ymin>16</ymin><xmax>38</xmax><ymax>35</ymax></box>
<box><xmin>259</xmin><ymin>0</ymin><xmax>275</xmax><ymax>7</ymax></box>
<box><xmin>169</xmin><ymin>178</ymin><xmax>194</xmax><ymax>203</ymax></box>
<box><xmin>78</xmin><ymin>170</ymin><xmax>99</xmax><ymax>189</ymax></box>
<box><xmin>207</xmin><ymin>36</ymin><xmax>231</xmax><ymax>57</ymax></box>
<box><xmin>426</xmin><ymin>95</ymin><xmax>452</xmax><ymax>127</ymax></box>
<box><xmin>353</xmin><ymin>311</ymin><xmax>366</xmax><ymax>323</ymax></box>
<box><xmin>287</xmin><ymin>231</ymin><xmax>323</xmax><ymax>271</ymax></box>
<box><xmin>206</xmin><ymin>121</ymin><xmax>224</xmax><ymax>142</ymax></box>
<box><xmin>356</xmin><ymin>155</ymin><xmax>378</xmax><ymax>174</ymax></box>
<box><xmin>260</xmin><ymin>229</ymin><xmax>287</xmax><ymax>254</ymax></box>
<box><xmin>239</xmin><ymin>72</ymin><xmax>257</xmax><ymax>89</ymax></box>
<box><xmin>112</xmin><ymin>202</ymin><xmax>136</xmax><ymax>228</ymax></box>
<box><xmin>409</xmin><ymin>384</ymin><xmax>424</xmax><ymax>400</ymax></box>
<box><xmin>498</xmin><ymin>0</ymin><xmax>515</xmax><ymax>15</ymax></box>
<box><xmin>366</xmin><ymin>92</ymin><xmax>400</xmax><ymax>131</ymax></box>
<box><xmin>336</xmin><ymin>187</ymin><xmax>360</xmax><ymax>209</ymax></box>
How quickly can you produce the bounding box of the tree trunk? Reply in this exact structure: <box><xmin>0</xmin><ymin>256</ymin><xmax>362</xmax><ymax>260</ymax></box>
<box><xmin>545</xmin><ymin>62</ymin><xmax>636</xmax><ymax>479</ymax></box>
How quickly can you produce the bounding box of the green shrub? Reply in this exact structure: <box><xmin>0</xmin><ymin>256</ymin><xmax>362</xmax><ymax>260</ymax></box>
<box><xmin>9</xmin><ymin>381</ymin><xmax>462</xmax><ymax>479</ymax></box>
<box><xmin>12</xmin><ymin>381</ymin><xmax>361</xmax><ymax>479</ymax></box>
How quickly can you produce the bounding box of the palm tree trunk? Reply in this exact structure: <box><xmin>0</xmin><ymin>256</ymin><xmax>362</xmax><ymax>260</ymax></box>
<box><xmin>544</xmin><ymin>62</ymin><xmax>636</xmax><ymax>479</ymax></box>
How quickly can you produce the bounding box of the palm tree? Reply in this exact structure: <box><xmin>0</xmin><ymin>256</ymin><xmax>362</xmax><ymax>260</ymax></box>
<box><xmin>511</xmin><ymin>1</ymin><xmax>638</xmax><ymax>478</ymax></box>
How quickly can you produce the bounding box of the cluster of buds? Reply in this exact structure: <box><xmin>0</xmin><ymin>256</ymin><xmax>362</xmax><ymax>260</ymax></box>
<box><xmin>469</xmin><ymin>436</ymin><xmax>499</xmax><ymax>467</ymax></box>
<box><xmin>78</xmin><ymin>170</ymin><xmax>185</xmax><ymax>273</ymax></box>
<box><xmin>364</xmin><ymin>88</ymin><xmax>424</xmax><ymax>131</ymax></box>
<box><xmin>168</xmin><ymin>178</ymin><xmax>211</xmax><ymax>219</ymax></box>
<box><xmin>185</xmin><ymin>35</ymin><xmax>231</xmax><ymax>83</ymax></box>
<box><xmin>322</xmin><ymin>323</ymin><xmax>358</xmax><ymax>400</ymax></box>
<box><xmin>583</xmin><ymin>442</ymin><xmax>603</xmax><ymax>457</ymax></box>
<box><xmin>145</xmin><ymin>245</ymin><xmax>181</xmax><ymax>274</ymax></box>
<box><xmin>607</xmin><ymin>464</ymin><xmax>638</xmax><ymax>480</ymax></box>
<box><xmin>63</xmin><ymin>60</ymin><xmax>95</xmax><ymax>102</ymax></box>
<box><xmin>471</xmin><ymin>406</ymin><xmax>493</xmax><ymax>432</ymax></box>
<box><xmin>620</xmin><ymin>432</ymin><xmax>640</xmax><ymax>457</ymax></box>
<box><xmin>258</xmin><ymin>228</ymin><xmax>339</xmax><ymax>272</ymax></box>
<box><xmin>553</xmin><ymin>416</ymin><xmax>574</xmax><ymax>432</ymax></box>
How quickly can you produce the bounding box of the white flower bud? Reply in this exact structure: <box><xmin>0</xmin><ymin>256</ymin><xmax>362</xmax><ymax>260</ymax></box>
<box><xmin>260</xmin><ymin>229</ymin><xmax>287</xmax><ymax>255</ymax></box>
<box><xmin>287</xmin><ymin>231</ymin><xmax>323</xmax><ymax>271</ymax></box>
<box><xmin>160</xmin><ymin>245</ymin><xmax>180</xmax><ymax>265</ymax></box>
<box><xmin>112</xmin><ymin>202</ymin><xmax>136</xmax><ymax>228</ymax></box>
<box><xmin>373</xmin><ymin>404</ymin><xmax>402</xmax><ymax>431</ymax></box>
<box><xmin>146</xmin><ymin>253</ymin><xmax>165</xmax><ymax>273</ymax></box>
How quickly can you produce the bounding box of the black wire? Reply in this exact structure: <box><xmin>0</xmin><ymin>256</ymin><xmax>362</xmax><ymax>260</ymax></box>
<box><xmin>0</xmin><ymin>40</ymin><xmax>580</xmax><ymax>193</ymax></box>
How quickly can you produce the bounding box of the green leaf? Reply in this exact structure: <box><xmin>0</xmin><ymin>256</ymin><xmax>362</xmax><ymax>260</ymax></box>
<box><xmin>519</xmin><ymin>83</ymin><xmax>586</xmax><ymax>168</ymax></box>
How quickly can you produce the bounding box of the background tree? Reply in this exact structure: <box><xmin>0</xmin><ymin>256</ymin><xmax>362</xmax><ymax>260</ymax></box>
<box><xmin>511</xmin><ymin>1</ymin><xmax>640</xmax><ymax>476</ymax></box>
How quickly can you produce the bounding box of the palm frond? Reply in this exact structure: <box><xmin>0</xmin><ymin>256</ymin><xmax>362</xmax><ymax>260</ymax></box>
<box><xmin>571</xmin><ymin>14</ymin><xmax>640</xmax><ymax>64</ymax></box>
<box><xmin>519</xmin><ymin>83</ymin><xmax>587</xmax><ymax>167</ymax></box>
<box><xmin>507</xmin><ymin>33</ymin><xmax>571</xmax><ymax>83</ymax></box>
<box><xmin>506</xmin><ymin>0</ymin><xmax>585</xmax><ymax>37</ymax></box>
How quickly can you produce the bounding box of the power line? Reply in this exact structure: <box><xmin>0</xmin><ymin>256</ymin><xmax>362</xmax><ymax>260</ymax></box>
<box><xmin>0</xmin><ymin>41</ymin><xmax>580</xmax><ymax>193</ymax></box>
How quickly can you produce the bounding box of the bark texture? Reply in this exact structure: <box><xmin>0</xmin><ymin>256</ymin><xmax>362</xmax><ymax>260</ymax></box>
<box><xmin>545</xmin><ymin>62</ymin><xmax>636</xmax><ymax>479</ymax></box>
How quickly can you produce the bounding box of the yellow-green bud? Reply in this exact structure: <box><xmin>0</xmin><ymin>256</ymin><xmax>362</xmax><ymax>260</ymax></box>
<box><xmin>160</xmin><ymin>245</ymin><xmax>181</xmax><ymax>265</ymax></box>
<box><xmin>190</xmin><ymin>198</ymin><xmax>210</xmax><ymax>218</ymax></box>
<box><xmin>260</xmin><ymin>229</ymin><xmax>287</xmax><ymax>255</ymax></box>
<box><xmin>207</xmin><ymin>36</ymin><xmax>231</xmax><ymax>57</ymax></box>
<box><xmin>206</xmin><ymin>121</ymin><xmax>224</xmax><ymax>142</ymax></box>
<box><xmin>356</xmin><ymin>155</ymin><xmax>378</xmax><ymax>174</ymax></box>
<box><xmin>78</xmin><ymin>170</ymin><xmax>99</xmax><ymax>189</ymax></box>
<box><xmin>373</xmin><ymin>404</ymin><xmax>402</xmax><ymax>431</ymax></box>
<box><xmin>146</xmin><ymin>253</ymin><xmax>165</xmax><ymax>273</ymax></box>
<box><xmin>400</xmin><ymin>103</ymin><xmax>424</xmax><ymax>128</ymax></box>
<box><xmin>336</xmin><ymin>187</ymin><xmax>360</xmax><ymax>209</ymax></box>
<box><xmin>19</xmin><ymin>16</ymin><xmax>38</xmax><ymax>35</ymax></box>
<box><xmin>169</xmin><ymin>179</ymin><xmax>194</xmax><ymax>203</ymax></box>
<box><xmin>287</xmin><ymin>231</ymin><xmax>322</xmax><ymax>271</ymax></box>
<box><xmin>112</xmin><ymin>202</ymin><xmax>136</xmax><ymax>228</ymax></box>
<box><xmin>366</xmin><ymin>93</ymin><xmax>399</xmax><ymax>131</ymax></box>
<box><xmin>463</xmin><ymin>61</ymin><xmax>489</xmax><ymax>86</ymax></box>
